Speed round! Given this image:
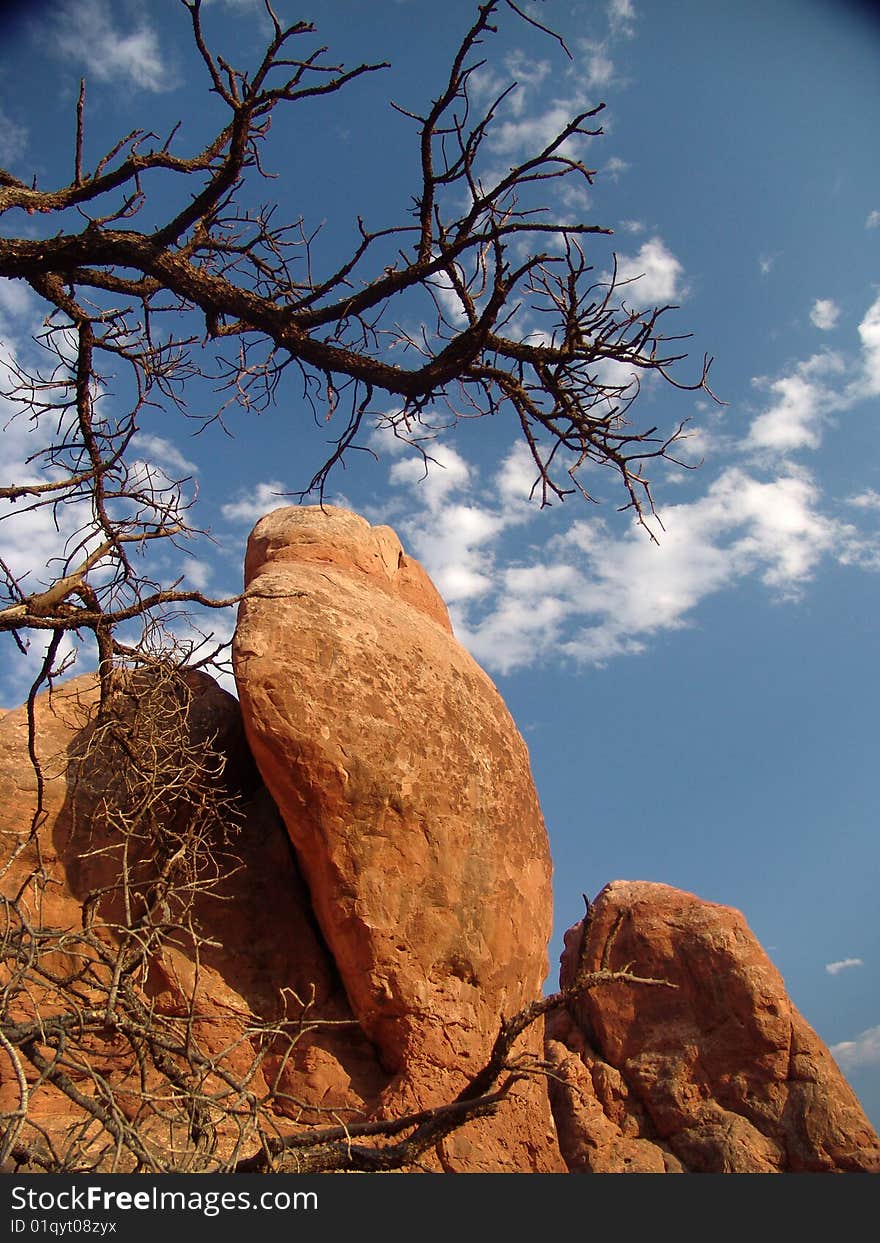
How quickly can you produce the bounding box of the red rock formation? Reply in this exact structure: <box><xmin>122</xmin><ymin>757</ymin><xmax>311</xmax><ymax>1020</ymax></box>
<box><xmin>4</xmin><ymin>507</ymin><xmax>877</xmax><ymax>1175</ymax></box>
<box><xmin>233</xmin><ymin>505</ymin><xmax>563</xmax><ymax>1171</ymax></box>
<box><xmin>547</xmin><ymin>881</ymin><xmax>880</xmax><ymax>1173</ymax></box>
<box><xmin>0</xmin><ymin>671</ymin><xmax>386</xmax><ymax>1168</ymax></box>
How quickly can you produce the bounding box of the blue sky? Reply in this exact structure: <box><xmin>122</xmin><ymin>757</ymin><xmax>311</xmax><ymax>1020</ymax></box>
<box><xmin>1</xmin><ymin>0</ymin><xmax>879</xmax><ymax>1131</ymax></box>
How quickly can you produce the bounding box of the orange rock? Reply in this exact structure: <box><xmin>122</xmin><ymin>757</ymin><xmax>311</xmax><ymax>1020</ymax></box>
<box><xmin>549</xmin><ymin>881</ymin><xmax>880</xmax><ymax>1172</ymax></box>
<box><xmin>233</xmin><ymin>505</ymin><xmax>563</xmax><ymax>1171</ymax></box>
<box><xmin>5</xmin><ymin>610</ymin><xmax>876</xmax><ymax>1173</ymax></box>
<box><xmin>0</xmin><ymin>671</ymin><xmax>384</xmax><ymax>1167</ymax></box>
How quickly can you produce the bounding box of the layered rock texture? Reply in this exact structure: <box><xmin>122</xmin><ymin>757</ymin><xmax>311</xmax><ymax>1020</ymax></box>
<box><xmin>547</xmin><ymin>881</ymin><xmax>880</xmax><ymax>1172</ymax></box>
<box><xmin>1</xmin><ymin>504</ymin><xmax>877</xmax><ymax>1173</ymax></box>
<box><xmin>232</xmin><ymin>506</ymin><xmax>561</xmax><ymax>1171</ymax></box>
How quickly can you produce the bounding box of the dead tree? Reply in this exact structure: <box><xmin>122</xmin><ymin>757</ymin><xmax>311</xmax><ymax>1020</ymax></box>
<box><xmin>0</xmin><ymin>0</ymin><xmax>714</xmax><ymax>700</ymax></box>
<box><xmin>0</xmin><ymin>0</ymin><xmax>688</xmax><ymax>1172</ymax></box>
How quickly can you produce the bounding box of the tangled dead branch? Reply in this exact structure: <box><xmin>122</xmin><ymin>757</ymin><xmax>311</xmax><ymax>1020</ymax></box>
<box><xmin>1</xmin><ymin>0</ymin><xmax>716</xmax><ymax>706</ymax></box>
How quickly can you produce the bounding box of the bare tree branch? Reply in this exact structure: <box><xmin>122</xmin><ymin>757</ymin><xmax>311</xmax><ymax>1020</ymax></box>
<box><xmin>0</xmin><ymin>0</ymin><xmax>702</xmax><ymax>1172</ymax></box>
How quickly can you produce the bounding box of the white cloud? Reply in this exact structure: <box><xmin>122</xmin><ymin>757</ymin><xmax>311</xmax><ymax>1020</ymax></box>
<box><xmin>455</xmin><ymin>586</ymin><xmax>577</xmax><ymax>672</ymax></box>
<box><xmin>381</xmin><ymin>422</ymin><xmax>860</xmax><ymax>673</ymax></box>
<box><xmin>182</xmin><ymin>558</ymin><xmax>213</xmax><ymax>592</ymax></box>
<box><xmin>615</xmin><ymin>238</ymin><xmax>684</xmax><ymax>304</ymax></box>
<box><xmin>405</xmin><ymin>504</ymin><xmax>500</xmax><ymax>604</ymax></box>
<box><xmin>0</xmin><ymin>282</ymin><xmax>38</xmax><ymax>321</ymax></box>
<box><xmin>725</xmin><ymin>471</ymin><xmax>847</xmax><ymax>590</ymax></box>
<box><xmin>389</xmin><ymin>444</ymin><xmax>471</xmax><ymax>508</ymax></box>
<box><xmin>388</xmin><ymin>445</ymin><xmax>503</xmax><ymax>604</ymax></box>
<box><xmin>810</xmin><ymin>298</ymin><xmax>841</xmax><ymax>331</ymax></box>
<box><xmin>503</xmin><ymin>52</ymin><xmax>552</xmax><ymax>107</ymax></box>
<box><xmin>847</xmin><ymin>489</ymin><xmax>880</xmax><ymax>511</ymax></box>
<box><xmin>472</xmin><ymin>26</ymin><xmax>634</xmax><ymax>202</ymax></box>
<box><xmin>825</xmin><ymin>958</ymin><xmax>863</xmax><ymax>976</ymax></box>
<box><xmin>603</xmin><ymin>155</ymin><xmax>630</xmax><ymax>181</ymax></box>
<box><xmin>494</xmin><ymin>441</ymin><xmax>544</xmax><ymax>509</ymax></box>
<box><xmin>582</xmin><ymin>42</ymin><xmax>616</xmax><ymax>91</ymax></box>
<box><xmin>746</xmin><ymin>365</ymin><xmax>829</xmax><ymax>454</ymax></box>
<box><xmin>1</xmin><ymin>628</ymin><xmax>87</xmax><ymax>708</ymax></box>
<box><xmin>569</xmin><ymin>474</ymin><xmax>834</xmax><ymax>664</ymax></box>
<box><xmin>557</xmin><ymin>178</ymin><xmax>593</xmax><ymax>214</ymax></box>
<box><xmin>0</xmin><ymin>107</ymin><xmax>27</xmax><ymax>167</ymax></box>
<box><xmin>558</xmin><ymin>467</ymin><xmax>845</xmax><ymax>644</ymax></box>
<box><xmin>492</xmin><ymin>102</ymin><xmax>586</xmax><ymax>159</ymax></box>
<box><xmin>0</xmin><ymin>326</ymin><xmax>123</xmax><ymax>702</ymax></box>
<box><xmin>128</xmin><ymin>456</ymin><xmax>188</xmax><ymax>499</ymax></box>
<box><xmin>832</xmin><ymin>1025</ymin><xmax>880</xmax><ymax>1071</ymax></box>
<box><xmin>367</xmin><ymin>415</ymin><xmax>419</xmax><ymax>458</ymax></box>
<box><xmin>233</xmin><ymin>291</ymin><xmax>880</xmax><ymax>677</ymax></box>
<box><xmin>852</xmin><ymin>293</ymin><xmax>880</xmax><ymax>397</ymax></box>
<box><xmin>866</xmin><ymin>210</ymin><xmax>880</xmax><ymax>229</ymax></box>
<box><xmin>373</xmin><ymin>298</ymin><xmax>880</xmax><ymax>674</ymax></box>
<box><xmin>137</xmin><ymin>434</ymin><xmax>198</xmax><ymax>477</ymax></box>
<box><xmin>220</xmin><ymin>480</ymin><xmax>288</xmax><ymax>525</ymax></box>
<box><xmin>428</xmin><ymin>265</ymin><xmax>470</xmax><ymax>325</ymax></box>
<box><xmin>155</xmin><ymin>607</ymin><xmax>238</xmax><ymax>695</ymax></box>
<box><xmin>607</xmin><ymin>0</ymin><xmax>637</xmax><ymax>38</ymax></box>
<box><xmin>51</xmin><ymin>0</ymin><xmax>174</xmax><ymax>92</ymax></box>
<box><xmin>0</xmin><ymin>283</ymin><xmax>44</xmax><ymax>353</ymax></box>
<box><xmin>482</xmin><ymin>34</ymin><xmax>613</xmax><ymax>175</ymax></box>
<box><xmin>668</xmin><ymin>422</ymin><xmax>715</xmax><ymax>467</ymax></box>
<box><xmin>382</xmin><ymin>441</ymin><xmax>548</xmax><ymax>614</ymax></box>
<box><xmin>745</xmin><ymin>296</ymin><xmax>880</xmax><ymax>459</ymax></box>
<box><xmin>0</xmin><ymin>341</ymin><xmax>88</xmax><ymax>600</ymax></box>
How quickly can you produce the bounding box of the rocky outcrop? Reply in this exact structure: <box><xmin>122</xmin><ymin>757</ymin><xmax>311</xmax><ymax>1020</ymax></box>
<box><xmin>232</xmin><ymin>505</ymin><xmax>562</xmax><ymax>1171</ymax></box>
<box><xmin>546</xmin><ymin>881</ymin><xmax>880</xmax><ymax>1173</ymax></box>
<box><xmin>0</xmin><ymin>671</ymin><xmax>388</xmax><ymax>1168</ymax></box>
<box><xmin>2</xmin><ymin>505</ymin><xmax>877</xmax><ymax>1174</ymax></box>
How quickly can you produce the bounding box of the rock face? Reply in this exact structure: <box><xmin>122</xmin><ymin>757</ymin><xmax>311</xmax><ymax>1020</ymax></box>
<box><xmin>546</xmin><ymin>880</ymin><xmax>880</xmax><ymax>1173</ymax></box>
<box><xmin>233</xmin><ymin>505</ymin><xmax>562</xmax><ymax>1171</ymax></box>
<box><xmin>0</xmin><ymin>671</ymin><xmax>387</xmax><ymax>1169</ymax></box>
<box><xmin>3</xmin><ymin>505</ymin><xmax>878</xmax><ymax>1175</ymax></box>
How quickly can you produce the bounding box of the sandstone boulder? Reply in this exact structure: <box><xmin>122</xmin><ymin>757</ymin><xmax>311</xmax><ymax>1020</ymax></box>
<box><xmin>233</xmin><ymin>505</ymin><xmax>563</xmax><ymax>1171</ymax></box>
<box><xmin>547</xmin><ymin>881</ymin><xmax>880</xmax><ymax>1173</ymax></box>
